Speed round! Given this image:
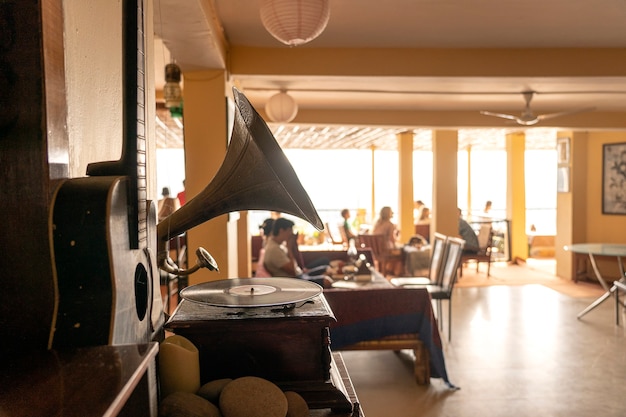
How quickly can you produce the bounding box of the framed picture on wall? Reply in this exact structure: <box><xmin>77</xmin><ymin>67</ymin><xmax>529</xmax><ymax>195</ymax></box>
<box><xmin>557</xmin><ymin>137</ymin><xmax>570</xmax><ymax>165</ymax></box>
<box><xmin>602</xmin><ymin>142</ymin><xmax>626</xmax><ymax>215</ymax></box>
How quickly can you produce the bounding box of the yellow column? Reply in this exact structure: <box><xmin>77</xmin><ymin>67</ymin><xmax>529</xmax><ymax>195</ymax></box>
<box><xmin>398</xmin><ymin>131</ymin><xmax>414</xmax><ymax>243</ymax></box>
<box><xmin>370</xmin><ymin>145</ymin><xmax>376</xmax><ymax>223</ymax></box>
<box><xmin>555</xmin><ymin>131</ymin><xmax>584</xmax><ymax>280</ymax></box>
<box><xmin>431</xmin><ymin>130</ymin><xmax>458</xmax><ymax>238</ymax></box>
<box><xmin>466</xmin><ymin>145</ymin><xmax>472</xmax><ymax>218</ymax></box>
<box><xmin>182</xmin><ymin>70</ymin><xmax>230</xmax><ymax>284</ymax></box>
<box><xmin>506</xmin><ymin>131</ymin><xmax>527</xmax><ymax>262</ymax></box>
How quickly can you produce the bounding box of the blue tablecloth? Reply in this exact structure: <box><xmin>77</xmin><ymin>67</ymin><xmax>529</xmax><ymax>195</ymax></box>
<box><xmin>323</xmin><ymin>287</ymin><xmax>454</xmax><ymax>386</ymax></box>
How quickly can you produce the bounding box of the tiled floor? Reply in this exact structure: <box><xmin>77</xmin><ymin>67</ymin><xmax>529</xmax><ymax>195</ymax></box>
<box><xmin>340</xmin><ymin>261</ymin><xmax>626</xmax><ymax>417</ymax></box>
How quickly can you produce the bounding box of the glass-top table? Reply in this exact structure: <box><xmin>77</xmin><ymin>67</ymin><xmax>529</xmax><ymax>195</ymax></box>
<box><xmin>565</xmin><ymin>243</ymin><xmax>626</xmax><ymax>322</ymax></box>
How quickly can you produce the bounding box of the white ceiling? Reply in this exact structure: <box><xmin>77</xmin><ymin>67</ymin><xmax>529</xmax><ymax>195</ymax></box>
<box><xmin>153</xmin><ymin>0</ymin><xmax>626</xmax><ymax>150</ymax></box>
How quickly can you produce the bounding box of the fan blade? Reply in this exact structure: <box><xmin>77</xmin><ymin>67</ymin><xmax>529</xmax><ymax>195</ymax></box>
<box><xmin>536</xmin><ymin>107</ymin><xmax>596</xmax><ymax>122</ymax></box>
<box><xmin>480</xmin><ymin>111</ymin><xmax>520</xmax><ymax>122</ymax></box>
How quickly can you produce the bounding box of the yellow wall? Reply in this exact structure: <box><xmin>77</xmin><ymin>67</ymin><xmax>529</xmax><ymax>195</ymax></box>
<box><xmin>582</xmin><ymin>133</ymin><xmax>626</xmax><ymax>281</ymax></box>
<box><xmin>557</xmin><ymin>131</ymin><xmax>626</xmax><ymax>280</ymax></box>
<box><xmin>555</xmin><ymin>132</ymin><xmax>578</xmax><ymax>278</ymax></box>
<box><xmin>585</xmin><ymin>132</ymin><xmax>626</xmax><ymax>244</ymax></box>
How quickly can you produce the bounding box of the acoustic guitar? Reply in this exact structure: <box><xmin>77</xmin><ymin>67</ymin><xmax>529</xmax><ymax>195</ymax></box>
<box><xmin>49</xmin><ymin>0</ymin><xmax>163</xmax><ymax>348</ymax></box>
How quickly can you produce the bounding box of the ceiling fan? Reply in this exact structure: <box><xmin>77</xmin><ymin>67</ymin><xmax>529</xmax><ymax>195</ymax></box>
<box><xmin>480</xmin><ymin>91</ymin><xmax>595</xmax><ymax>126</ymax></box>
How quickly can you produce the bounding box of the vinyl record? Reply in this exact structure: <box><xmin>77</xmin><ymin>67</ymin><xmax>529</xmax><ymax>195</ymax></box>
<box><xmin>180</xmin><ymin>278</ymin><xmax>322</xmax><ymax>307</ymax></box>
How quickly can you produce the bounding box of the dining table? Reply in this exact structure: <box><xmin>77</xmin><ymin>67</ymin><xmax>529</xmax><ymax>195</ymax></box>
<box><xmin>323</xmin><ymin>270</ymin><xmax>456</xmax><ymax>388</ymax></box>
<box><xmin>565</xmin><ymin>243</ymin><xmax>626</xmax><ymax>322</ymax></box>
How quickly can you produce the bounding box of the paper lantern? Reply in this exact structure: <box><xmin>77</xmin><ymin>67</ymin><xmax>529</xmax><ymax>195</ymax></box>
<box><xmin>260</xmin><ymin>0</ymin><xmax>330</xmax><ymax>47</ymax></box>
<box><xmin>265</xmin><ymin>91</ymin><xmax>298</xmax><ymax>123</ymax></box>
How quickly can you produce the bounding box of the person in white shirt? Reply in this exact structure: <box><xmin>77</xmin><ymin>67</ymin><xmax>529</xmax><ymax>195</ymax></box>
<box><xmin>263</xmin><ymin>217</ymin><xmax>332</xmax><ymax>287</ymax></box>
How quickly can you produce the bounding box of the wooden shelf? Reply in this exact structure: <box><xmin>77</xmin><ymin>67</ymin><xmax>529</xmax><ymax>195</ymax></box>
<box><xmin>0</xmin><ymin>343</ymin><xmax>159</xmax><ymax>417</ymax></box>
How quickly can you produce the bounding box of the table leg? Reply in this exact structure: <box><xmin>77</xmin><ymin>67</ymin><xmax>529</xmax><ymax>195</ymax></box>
<box><xmin>588</xmin><ymin>254</ymin><xmax>611</xmax><ymax>291</ymax></box>
<box><xmin>616</xmin><ymin>285</ymin><xmax>620</xmax><ymax>326</ymax></box>
<box><xmin>577</xmin><ymin>289</ymin><xmax>613</xmax><ymax>320</ymax></box>
<box><xmin>614</xmin><ymin>281</ymin><xmax>626</xmax><ymax>326</ymax></box>
<box><xmin>577</xmin><ymin>254</ymin><xmax>626</xmax><ymax>320</ymax></box>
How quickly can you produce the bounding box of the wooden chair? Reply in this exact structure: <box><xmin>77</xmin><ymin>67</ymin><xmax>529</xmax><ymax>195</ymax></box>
<box><xmin>357</xmin><ymin>234</ymin><xmax>403</xmax><ymax>276</ymax></box>
<box><xmin>390</xmin><ymin>232</ymin><xmax>448</xmax><ymax>286</ymax></box>
<box><xmin>250</xmin><ymin>235</ymin><xmax>264</xmax><ymax>274</ymax></box>
<box><xmin>415</xmin><ymin>224</ymin><xmax>431</xmax><ymax>243</ymax></box>
<box><xmin>325</xmin><ymin>222</ymin><xmax>345</xmax><ymax>245</ymax></box>
<box><xmin>460</xmin><ymin>223</ymin><xmax>494</xmax><ymax>277</ymax></box>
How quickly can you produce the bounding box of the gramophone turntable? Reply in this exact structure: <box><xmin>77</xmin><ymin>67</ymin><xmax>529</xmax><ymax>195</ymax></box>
<box><xmin>166</xmin><ymin>278</ymin><xmax>356</xmax><ymax>413</ymax></box>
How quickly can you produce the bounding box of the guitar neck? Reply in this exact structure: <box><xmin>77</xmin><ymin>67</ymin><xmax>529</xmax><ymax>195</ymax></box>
<box><xmin>86</xmin><ymin>0</ymin><xmax>146</xmax><ymax>249</ymax></box>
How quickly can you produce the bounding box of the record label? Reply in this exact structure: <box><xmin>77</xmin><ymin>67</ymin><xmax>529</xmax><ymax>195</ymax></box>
<box><xmin>180</xmin><ymin>277</ymin><xmax>322</xmax><ymax>307</ymax></box>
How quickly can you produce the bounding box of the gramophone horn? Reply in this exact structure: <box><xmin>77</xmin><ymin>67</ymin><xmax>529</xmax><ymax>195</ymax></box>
<box><xmin>157</xmin><ymin>87</ymin><xmax>323</xmax><ymax>246</ymax></box>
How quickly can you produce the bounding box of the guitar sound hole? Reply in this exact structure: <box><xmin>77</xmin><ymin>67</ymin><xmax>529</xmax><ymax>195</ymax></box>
<box><xmin>134</xmin><ymin>264</ymin><xmax>149</xmax><ymax>321</ymax></box>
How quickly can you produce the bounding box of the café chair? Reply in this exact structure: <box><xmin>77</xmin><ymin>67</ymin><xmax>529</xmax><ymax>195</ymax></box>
<box><xmin>459</xmin><ymin>223</ymin><xmax>494</xmax><ymax>277</ymax></box>
<box><xmin>250</xmin><ymin>235</ymin><xmax>264</xmax><ymax>274</ymax></box>
<box><xmin>415</xmin><ymin>223</ymin><xmax>431</xmax><ymax>243</ymax></box>
<box><xmin>404</xmin><ymin>236</ymin><xmax>465</xmax><ymax>342</ymax></box>
<box><xmin>390</xmin><ymin>233</ymin><xmax>448</xmax><ymax>286</ymax></box>
<box><xmin>357</xmin><ymin>234</ymin><xmax>403</xmax><ymax>277</ymax></box>
<box><xmin>325</xmin><ymin>222</ymin><xmax>346</xmax><ymax>246</ymax></box>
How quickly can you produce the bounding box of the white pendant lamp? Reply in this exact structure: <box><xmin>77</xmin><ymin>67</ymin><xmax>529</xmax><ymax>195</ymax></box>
<box><xmin>260</xmin><ymin>0</ymin><xmax>330</xmax><ymax>47</ymax></box>
<box><xmin>265</xmin><ymin>91</ymin><xmax>298</xmax><ymax>123</ymax></box>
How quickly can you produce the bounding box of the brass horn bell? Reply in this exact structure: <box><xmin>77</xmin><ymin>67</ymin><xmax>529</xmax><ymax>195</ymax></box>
<box><xmin>157</xmin><ymin>88</ymin><xmax>323</xmax><ymax>274</ymax></box>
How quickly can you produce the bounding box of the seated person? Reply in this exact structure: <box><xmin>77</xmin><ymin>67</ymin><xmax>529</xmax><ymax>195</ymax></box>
<box><xmin>259</xmin><ymin>218</ymin><xmax>274</xmax><ymax>245</ymax></box>
<box><xmin>406</xmin><ymin>235</ymin><xmax>428</xmax><ymax>249</ymax></box>
<box><xmin>372</xmin><ymin>206</ymin><xmax>402</xmax><ymax>251</ymax></box>
<box><xmin>458</xmin><ymin>208</ymin><xmax>479</xmax><ymax>254</ymax></box>
<box><xmin>403</xmin><ymin>235</ymin><xmax>431</xmax><ymax>275</ymax></box>
<box><xmin>416</xmin><ymin>207</ymin><xmax>431</xmax><ymax>225</ymax></box>
<box><xmin>158</xmin><ymin>187</ymin><xmax>180</xmax><ymax>222</ymax></box>
<box><xmin>340</xmin><ymin>208</ymin><xmax>357</xmax><ymax>242</ymax></box>
<box><xmin>263</xmin><ymin>218</ymin><xmax>332</xmax><ymax>288</ymax></box>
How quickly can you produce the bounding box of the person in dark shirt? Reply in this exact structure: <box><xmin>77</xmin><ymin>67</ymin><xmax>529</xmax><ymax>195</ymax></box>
<box><xmin>458</xmin><ymin>208</ymin><xmax>479</xmax><ymax>254</ymax></box>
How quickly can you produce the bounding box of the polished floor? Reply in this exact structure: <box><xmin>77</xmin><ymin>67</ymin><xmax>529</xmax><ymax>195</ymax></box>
<box><xmin>340</xmin><ymin>260</ymin><xmax>626</xmax><ymax>417</ymax></box>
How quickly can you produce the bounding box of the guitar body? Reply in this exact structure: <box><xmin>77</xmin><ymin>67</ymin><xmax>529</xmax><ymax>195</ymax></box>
<box><xmin>50</xmin><ymin>176</ymin><xmax>163</xmax><ymax>348</ymax></box>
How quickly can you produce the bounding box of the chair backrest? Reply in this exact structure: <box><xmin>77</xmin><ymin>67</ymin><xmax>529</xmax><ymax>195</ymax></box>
<box><xmin>440</xmin><ymin>237</ymin><xmax>465</xmax><ymax>294</ymax></box>
<box><xmin>251</xmin><ymin>235</ymin><xmax>264</xmax><ymax>261</ymax></box>
<box><xmin>476</xmin><ymin>223</ymin><xmax>493</xmax><ymax>250</ymax></box>
<box><xmin>325</xmin><ymin>222</ymin><xmax>345</xmax><ymax>245</ymax></box>
<box><xmin>428</xmin><ymin>233</ymin><xmax>448</xmax><ymax>284</ymax></box>
<box><xmin>415</xmin><ymin>224</ymin><xmax>430</xmax><ymax>242</ymax></box>
<box><xmin>357</xmin><ymin>234</ymin><xmax>390</xmax><ymax>260</ymax></box>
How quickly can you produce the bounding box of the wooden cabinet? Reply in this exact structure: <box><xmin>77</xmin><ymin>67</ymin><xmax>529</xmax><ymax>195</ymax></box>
<box><xmin>166</xmin><ymin>296</ymin><xmax>364</xmax><ymax>416</ymax></box>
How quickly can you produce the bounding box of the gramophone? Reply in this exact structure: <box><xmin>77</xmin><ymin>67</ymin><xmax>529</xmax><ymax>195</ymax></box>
<box><xmin>159</xmin><ymin>89</ymin><xmax>355</xmax><ymax>413</ymax></box>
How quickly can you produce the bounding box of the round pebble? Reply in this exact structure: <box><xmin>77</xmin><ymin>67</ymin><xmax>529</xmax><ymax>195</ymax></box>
<box><xmin>284</xmin><ymin>391</ymin><xmax>309</xmax><ymax>417</ymax></box>
<box><xmin>159</xmin><ymin>391</ymin><xmax>222</xmax><ymax>417</ymax></box>
<box><xmin>197</xmin><ymin>378</ymin><xmax>233</xmax><ymax>404</ymax></box>
<box><xmin>219</xmin><ymin>376</ymin><xmax>288</xmax><ymax>417</ymax></box>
